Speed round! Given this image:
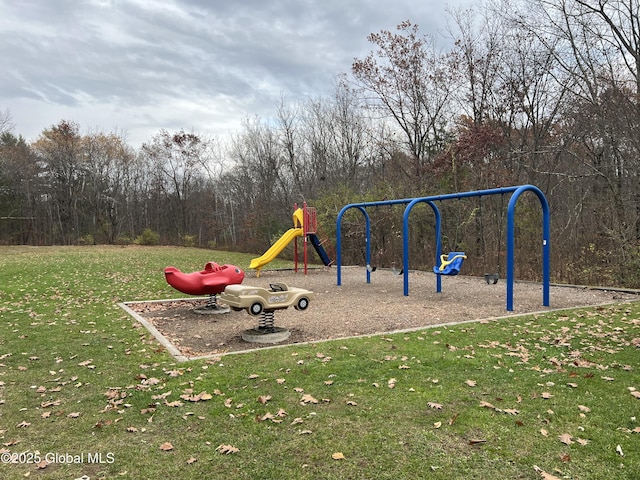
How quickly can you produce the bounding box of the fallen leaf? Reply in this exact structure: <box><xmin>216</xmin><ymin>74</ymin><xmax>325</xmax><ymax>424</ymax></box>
<box><xmin>465</xmin><ymin>379</ymin><xmax>477</xmax><ymax>387</ymax></box>
<box><xmin>479</xmin><ymin>401</ymin><xmax>495</xmax><ymax>410</ymax></box>
<box><xmin>558</xmin><ymin>433</ymin><xmax>573</xmax><ymax>445</ymax></box>
<box><xmin>216</xmin><ymin>444</ymin><xmax>239</xmax><ymax>455</ymax></box>
<box><xmin>332</xmin><ymin>452</ymin><xmax>345</xmax><ymax>460</ymax></box>
<box><xmin>186</xmin><ymin>456</ymin><xmax>197</xmax><ymax>464</ymax></box>
<box><xmin>577</xmin><ymin>405</ymin><xmax>591</xmax><ymax>413</ymax></box>
<box><xmin>159</xmin><ymin>442</ymin><xmax>174</xmax><ymax>451</ymax></box>
<box><xmin>257</xmin><ymin>395</ymin><xmax>272</xmax><ymax>404</ymax></box>
<box><xmin>300</xmin><ymin>394</ymin><xmax>318</xmax><ymax>404</ymax></box>
<box><xmin>259</xmin><ymin>412</ymin><xmax>274</xmax><ymax>422</ymax></box>
<box><xmin>180</xmin><ymin>391</ymin><xmax>213</xmax><ymax>402</ymax></box>
<box><xmin>616</xmin><ymin>444</ymin><xmax>624</xmax><ymax>456</ymax></box>
<box><xmin>427</xmin><ymin>402</ymin><xmax>443</xmax><ymax>410</ymax></box>
<box><xmin>67</xmin><ymin>412</ymin><xmax>81</xmax><ymax>418</ymax></box>
<box><xmin>433</xmin><ymin>421</ymin><xmax>442</xmax><ymax>429</ymax></box>
<box><xmin>533</xmin><ymin>465</ymin><xmax>562</xmax><ymax>480</ymax></box>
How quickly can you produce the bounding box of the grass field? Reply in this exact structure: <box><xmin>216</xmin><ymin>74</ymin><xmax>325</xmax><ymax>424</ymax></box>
<box><xmin>1</xmin><ymin>246</ymin><xmax>639</xmax><ymax>479</ymax></box>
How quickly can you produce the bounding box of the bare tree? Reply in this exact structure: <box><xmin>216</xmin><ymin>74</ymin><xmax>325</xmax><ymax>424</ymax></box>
<box><xmin>351</xmin><ymin>21</ymin><xmax>455</xmax><ymax>176</ymax></box>
<box><xmin>0</xmin><ymin>108</ymin><xmax>14</xmax><ymax>135</ymax></box>
<box><xmin>275</xmin><ymin>96</ymin><xmax>305</xmax><ymax>195</ymax></box>
<box><xmin>32</xmin><ymin>120</ymin><xmax>85</xmax><ymax>244</ymax></box>
<box><xmin>141</xmin><ymin>129</ymin><xmax>212</xmax><ymax>242</ymax></box>
<box><xmin>447</xmin><ymin>5</ymin><xmax>506</xmax><ymax>125</ymax></box>
<box><xmin>82</xmin><ymin>131</ymin><xmax>137</xmax><ymax>243</ymax></box>
<box><xmin>505</xmin><ymin>0</ymin><xmax>640</xmax><ymax>283</ymax></box>
<box><xmin>574</xmin><ymin>0</ymin><xmax>640</xmax><ymax>94</ymax></box>
<box><xmin>572</xmin><ymin>0</ymin><xmax>640</xmax><ymax>242</ymax></box>
<box><xmin>225</xmin><ymin>116</ymin><xmax>293</xmax><ymax>248</ymax></box>
<box><xmin>301</xmin><ymin>82</ymin><xmax>376</xmax><ymax>194</ymax></box>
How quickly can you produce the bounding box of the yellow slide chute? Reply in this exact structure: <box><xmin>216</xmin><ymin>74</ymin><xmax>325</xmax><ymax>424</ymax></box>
<box><xmin>249</xmin><ymin>209</ymin><xmax>305</xmax><ymax>275</ymax></box>
<box><xmin>249</xmin><ymin>228</ymin><xmax>303</xmax><ymax>272</ymax></box>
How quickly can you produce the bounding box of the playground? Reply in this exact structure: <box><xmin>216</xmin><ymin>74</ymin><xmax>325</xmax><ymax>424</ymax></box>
<box><xmin>124</xmin><ymin>185</ymin><xmax>640</xmax><ymax>359</ymax></box>
<box><xmin>127</xmin><ymin>266</ymin><xmax>638</xmax><ymax>359</ymax></box>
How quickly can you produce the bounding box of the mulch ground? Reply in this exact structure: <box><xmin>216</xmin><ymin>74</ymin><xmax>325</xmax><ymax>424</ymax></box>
<box><xmin>123</xmin><ymin>267</ymin><xmax>639</xmax><ymax>359</ymax></box>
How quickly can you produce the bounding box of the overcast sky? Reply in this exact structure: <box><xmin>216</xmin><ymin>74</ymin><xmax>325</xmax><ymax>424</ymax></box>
<box><xmin>1</xmin><ymin>0</ymin><xmax>469</xmax><ymax>147</ymax></box>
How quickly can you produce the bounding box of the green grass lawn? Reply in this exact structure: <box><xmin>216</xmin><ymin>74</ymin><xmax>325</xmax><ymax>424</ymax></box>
<box><xmin>0</xmin><ymin>246</ymin><xmax>639</xmax><ymax>479</ymax></box>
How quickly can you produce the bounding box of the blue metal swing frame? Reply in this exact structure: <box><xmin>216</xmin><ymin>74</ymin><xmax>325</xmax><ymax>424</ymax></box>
<box><xmin>335</xmin><ymin>185</ymin><xmax>550</xmax><ymax>312</ymax></box>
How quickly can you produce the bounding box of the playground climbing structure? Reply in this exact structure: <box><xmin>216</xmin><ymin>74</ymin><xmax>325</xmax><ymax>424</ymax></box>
<box><xmin>250</xmin><ymin>202</ymin><xmax>332</xmax><ymax>276</ymax></box>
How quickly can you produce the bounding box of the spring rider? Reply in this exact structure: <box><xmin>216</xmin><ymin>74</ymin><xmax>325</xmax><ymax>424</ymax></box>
<box><xmin>164</xmin><ymin>262</ymin><xmax>244</xmax><ymax>314</ymax></box>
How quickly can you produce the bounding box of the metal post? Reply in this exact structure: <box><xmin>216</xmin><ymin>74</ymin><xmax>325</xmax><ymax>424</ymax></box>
<box><xmin>293</xmin><ymin>203</ymin><xmax>298</xmax><ymax>273</ymax></box>
<box><xmin>303</xmin><ymin>202</ymin><xmax>308</xmax><ymax>275</ymax></box>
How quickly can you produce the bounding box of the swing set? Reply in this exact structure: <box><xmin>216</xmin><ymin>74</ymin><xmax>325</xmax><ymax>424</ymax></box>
<box><xmin>335</xmin><ymin>185</ymin><xmax>550</xmax><ymax>311</ymax></box>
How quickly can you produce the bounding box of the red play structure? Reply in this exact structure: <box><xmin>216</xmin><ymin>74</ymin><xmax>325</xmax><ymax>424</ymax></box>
<box><xmin>164</xmin><ymin>262</ymin><xmax>245</xmax><ymax>313</ymax></box>
<box><xmin>164</xmin><ymin>262</ymin><xmax>244</xmax><ymax>295</ymax></box>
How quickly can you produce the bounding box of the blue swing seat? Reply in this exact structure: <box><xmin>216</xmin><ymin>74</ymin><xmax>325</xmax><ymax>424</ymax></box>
<box><xmin>433</xmin><ymin>252</ymin><xmax>467</xmax><ymax>276</ymax></box>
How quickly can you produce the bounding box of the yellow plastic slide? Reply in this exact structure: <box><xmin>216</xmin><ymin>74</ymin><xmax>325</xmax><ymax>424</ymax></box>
<box><xmin>249</xmin><ymin>228</ymin><xmax>304</xmax><ymax>274</ymax></box>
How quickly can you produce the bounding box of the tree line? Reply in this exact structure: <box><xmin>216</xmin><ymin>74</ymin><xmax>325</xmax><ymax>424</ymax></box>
<box><xmin>1</xmin><ymin>0</ymin><xmax>639</xmax><ymax>288</ymax></box>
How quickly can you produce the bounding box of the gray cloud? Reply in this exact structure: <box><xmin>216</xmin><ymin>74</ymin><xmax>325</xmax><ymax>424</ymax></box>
<box><xmin>1</xmin><ymin>0</ymin><xmax>470</xmax><ymax>146</ymax></box>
